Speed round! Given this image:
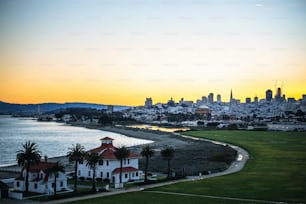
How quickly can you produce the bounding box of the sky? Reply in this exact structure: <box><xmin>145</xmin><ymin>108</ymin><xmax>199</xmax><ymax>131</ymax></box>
<box><xmin>0</xmin><ymin>0</ymin><xmax>305</xmax><ymax>106</ymax></box>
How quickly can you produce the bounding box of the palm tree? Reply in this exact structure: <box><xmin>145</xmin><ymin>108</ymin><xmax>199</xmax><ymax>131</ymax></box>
<box><xmin>140</xmin><ymin>145</ymin><xmax>154</xmax><ymax>183</ymax></box>
<box><xmin>16</xmin><ymin>141</ymin><xmax>41</xmax><ymax>192</ymax></box>
<box><xmin>66</xmin><ymin>144</ymin><xmax>86</xmax><ymax>192</ymax></box>
<box><xmin>114</xmin><ymin>146</ymin><xmax>130</xmax><ymax>184</ymax></box>
<box><xmin>161</xmin><ymin>146</ymin><xmax>175</xmax><ymax>178</ymax></box>
<box><xmin>86</xmin><ymin>152</ymin><xmax>102</xmax><ymax>191</ymax></box>
<box><xmin>47</xmin><ymin>161</ymin><xmax>65</xmax><ymax>196</ymax></box>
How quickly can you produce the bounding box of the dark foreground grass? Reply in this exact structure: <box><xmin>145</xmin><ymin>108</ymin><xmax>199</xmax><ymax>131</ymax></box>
<box><xmin>153</xmin><ymin>131</ymin><xmax>306</xmax><ymax>203</ymax></box>
<box><xmin>65</xmin><ymin>131</ymin><xmax>306</xmax><ymax>204</ymax></box>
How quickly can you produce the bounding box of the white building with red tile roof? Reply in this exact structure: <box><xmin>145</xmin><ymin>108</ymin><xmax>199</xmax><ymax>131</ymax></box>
<box><xmin>77</xmin><ymin>137</ymin><xmax>142</xmax><ymax>184</ymax></box>
<box><xmin>14</xmin><ymin>161</ymin><xmax>68</xmax><ymax>194</ymax></box>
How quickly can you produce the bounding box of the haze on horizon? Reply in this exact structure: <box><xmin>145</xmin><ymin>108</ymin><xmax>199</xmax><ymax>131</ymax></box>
<box><xmin>0</xmin><ymin>0</ymin><xmax>305</xmax><ymax>106</ymax></box>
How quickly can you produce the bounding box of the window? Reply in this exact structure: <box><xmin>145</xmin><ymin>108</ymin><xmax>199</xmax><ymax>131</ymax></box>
<box><xmin>79</xmin><ymin>161</ymin><xmax>83</xmax><ymax>164</ymax></box>
<box><xmin>60</xmin><ymin>181</ymin><xmax>63</xmax><ymax>187</ymax></box>
<box><xmin>16</xmin><ymin>181</ymin><xmax>20</xmax><ymax>187</ymax></box>
<box><xmin>136</xmin><ymin>172</ymin><xmax>138</xmax><ymax>177</ymax></box>
<box><xmin>52</xmin><ymin>183</ymin><xmax>55</xmax><ymax>188</ymax></box>
<box><xmin>100</xmin><ymin>172</ymin><xmax>103</xmax><ymax>177</ymax></box>
<box><xmin>106</xmin><ymin>160</ymin><xmax>109</xmax><ymax>166</ymax></box>
<box><xmin>124</xmin><ymin>160</ymin><xmax>126</xmax><ymax>165</ymax></box>
<box><xmin>88</xmin><ymin>171</ymin><xmax>91</xmax><ymax>177</ymax></box>
<box><xmin>125</xmin><ymin>173</ymin><xmax>128</xmax><ymax>178</ymax></box>
<box><xmin>107</xmin><ymin>172</ymin><xmax>109</xmax><ymax>178</ymax></box>
<box><xmin>34</xmin><ymin>183</ymin><xmax>38</xmax><ymax>189</ymax></box>
<box><xmin>132</xmin><ymin>172</ymin><xmax>135</xmax><ymax>177</ymax></box>
<box><xmin>128</xmin><ymin>159</ymin><xmax>130</xmax><ymax>164</ymax></box>
<box><xmin>99</xmin><ymin>160</ymin><xmax>103</xmax><ymax>166</ymax></box>
<box><xmin>78</xmin><ymin>170</ymin><xmax>80</xmax><ymax>176</ymax></box>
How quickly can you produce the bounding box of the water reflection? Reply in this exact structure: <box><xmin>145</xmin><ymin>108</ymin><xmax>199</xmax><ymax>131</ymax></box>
<box><xmin>126</xmin><ymin>124</ymin><xmax>190</xmax><ymax>133</ymax></box>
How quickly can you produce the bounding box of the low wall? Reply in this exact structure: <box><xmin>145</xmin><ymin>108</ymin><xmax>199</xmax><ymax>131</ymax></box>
<box><xmin>8</xmin><ymin>191</ymin><xmax>23</xmax><ymax>200</ymax></box>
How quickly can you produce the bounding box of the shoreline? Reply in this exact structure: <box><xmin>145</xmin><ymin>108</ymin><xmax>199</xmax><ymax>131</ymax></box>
<box><xmin>0</xmin><ymin>124</ymin><xmax>237</xmax><ymax>179</ymax></box>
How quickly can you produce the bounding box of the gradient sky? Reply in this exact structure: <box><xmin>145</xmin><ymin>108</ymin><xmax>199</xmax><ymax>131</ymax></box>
<box><xmin>0</xmin><ymin>0</ymin><xmax>305</xmax><ymax>105</ymax></box>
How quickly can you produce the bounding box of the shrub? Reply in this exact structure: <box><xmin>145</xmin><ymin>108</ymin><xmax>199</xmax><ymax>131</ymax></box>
<box><xmin>96</xmin><ymin>178</ymin><xmax>102</xmax><ymax>182</ymax></box>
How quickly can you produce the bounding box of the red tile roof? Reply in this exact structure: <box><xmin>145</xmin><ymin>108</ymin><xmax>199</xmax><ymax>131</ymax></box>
<box><xmin>21</xmin><ymin>162</ymin><xmax>56</xmax><ymax>173</ymax></box>
<box><xmin>112</xmin><ymin>167</ymin><xmax>139</xmax><ymax>174</ymax></box>
<box><xmin>88</xmin><ymin>142</ymin><xmax>139</xmax><ymax>160</ymax></box>
<box><xmin>100</xmin><ymin>137</ymin><xmax>114</xmax><ymax>140</ymax></box>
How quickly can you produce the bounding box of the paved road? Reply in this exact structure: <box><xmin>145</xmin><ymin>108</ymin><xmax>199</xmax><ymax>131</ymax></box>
<box><xmin>43</xmin><ymin>135</ymin><xmax>250</xmax><ymax>204</ymax></box>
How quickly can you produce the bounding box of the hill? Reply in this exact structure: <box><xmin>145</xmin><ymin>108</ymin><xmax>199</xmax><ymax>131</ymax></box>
<box><xmin>0</xmin><ymin>101</ymin><xmax>129</xmax><ymax>114</ymax></box>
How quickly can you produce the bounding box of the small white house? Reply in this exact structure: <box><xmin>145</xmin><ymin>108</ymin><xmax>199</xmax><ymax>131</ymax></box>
<box><xmin>78</xmin><ymin>137</ymin><xmax>142</xmax><ymax>184</ymax></box>
<box><xmin>14</xmin><ymin>162</ymin><xmax>68</xmax><ymax>194</ymax></box>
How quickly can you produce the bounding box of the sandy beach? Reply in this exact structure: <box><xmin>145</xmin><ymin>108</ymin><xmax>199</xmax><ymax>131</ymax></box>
<box><xmin>0</xmin><ymin>126</ymin><xmax>236</xmax><ymax>178</ymax></box>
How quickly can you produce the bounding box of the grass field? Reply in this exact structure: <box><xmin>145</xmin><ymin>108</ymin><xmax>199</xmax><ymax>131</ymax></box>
<box><xmin>66</xmin><ymin>130</ymin><xmax>306</xmax><ymax>204</ymax></box>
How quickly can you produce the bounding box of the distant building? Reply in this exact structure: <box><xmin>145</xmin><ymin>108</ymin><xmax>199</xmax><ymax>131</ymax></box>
<box><xmin>245</xmin><ymin>98</ymin><xmax>251</xmax><ymax>104</ymax></box>
<box><xmin>195</xmin><ymin>105</ymin><xmax>211</xmax><ymax>119</ymax></box>
<box><xmin>145</xmin><ymin>98</ymin><xmax>153</xmax><ymax>108</ymax></box>
<box><xmin>266</xmin><ymin>89</ymin><xmax>273</xmax><ymax>102</ymax></box>
<box><xmin>208</xmin><ymin>93</ymin><xmax>214</xmax><ymax>104</ymax></box>
<box><xmin>287</xmin><ymin>98</ymin><xmax>296</xmax><ymax>103</ymax></box>
<box><xmin>167</xmin><ymin>97</ymin><xmax>175</xmax><ymax>106</ymax></box>
<box><xmin>201</xmin><ymin>96</ymin><xmax>207</xmax><ymax>104</ymax></box>
<box><xmin>107</xmin><ymin>105</ymin><xmax>114</xmax><ymax>114</ymax></box>
<box><xmin>275</xmin><ymin>87</ymin><xmax>284</xmax><ymax>102</ymax></box>
<box><xmin>254</xmin><ymin>96</ymin><xmax>258</xmax><ymax>104</ymax></box>
<box><xmin>217</xmin><ymin>94</ymin><xmax>221</xmax><ymax>103</ymax></box>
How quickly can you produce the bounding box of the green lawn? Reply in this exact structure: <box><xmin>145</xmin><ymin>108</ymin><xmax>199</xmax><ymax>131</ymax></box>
<box><xmin>153</xmin><ymin>131</ymin><xmax>306</xmax><ymax>203</ymax></box>
<box><xmin>66</xmin><ymin>191</ymin><xmax>263</xmax><ymax>204</ymax></box>
<box><xmin>65</xmin><ymin>130</ymin><xmax>306</xmax><ymax>204</ymax></box>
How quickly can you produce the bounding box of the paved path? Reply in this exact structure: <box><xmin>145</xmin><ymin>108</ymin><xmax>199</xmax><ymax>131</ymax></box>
<box><xmin>43</xmin><ymin>134</ymin><xmax>250</xmax><ymax>204</ymax></box>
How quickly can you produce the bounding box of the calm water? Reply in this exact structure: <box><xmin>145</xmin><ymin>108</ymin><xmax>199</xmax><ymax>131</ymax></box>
<box><xmin>0</xmin><ymin>115</ymin><xmax>152</xmax><ymax>166</ymax></box>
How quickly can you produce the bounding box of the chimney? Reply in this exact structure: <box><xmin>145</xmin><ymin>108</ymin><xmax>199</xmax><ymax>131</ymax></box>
<box><xmin>44</xmin><ymin>155</ymin><xmax>48</xmax><ymax>162</ymax></box>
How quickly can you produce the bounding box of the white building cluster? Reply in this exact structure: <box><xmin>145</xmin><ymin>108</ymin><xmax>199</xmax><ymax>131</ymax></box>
<box><xmin>122</xmin><ymin>90</ymin><xmax>306</xmax><ymax>130</ymax></box>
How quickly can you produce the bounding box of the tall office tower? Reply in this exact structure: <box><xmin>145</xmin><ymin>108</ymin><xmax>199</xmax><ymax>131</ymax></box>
<box><xmin>202</xmin><ymin>96</ymin><xmax>207</xmax><ymax>104</ymax></box>
<box><xmin>254</xmin><ymin>96</ymin><xmax>259</xmax><ymax>104</ymax></box>
<box><xmin>266</xmin><ymin>89</ymin><xmax>273</xmax><ymax>102</ymax></box>
<box><xmin>275</xmin><ymin>87</ymin><xmax>283</xmax><ymax>102</ymax></box>
<box><xmin>217</xmin><ymin>94</ymin><xmax>221</xmax><ymax>103</ymax></box>
<box><xmin>208</xmin><ymin>93</ymin><xmax>214</xmax><ymax>104</ymax></box>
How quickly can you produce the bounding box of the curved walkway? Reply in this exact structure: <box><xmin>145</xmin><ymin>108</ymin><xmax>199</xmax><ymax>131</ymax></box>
<box><xmin>44</xmin><ymin>134</ymin><xmax>249</xmax><ymax>204</ymax></box>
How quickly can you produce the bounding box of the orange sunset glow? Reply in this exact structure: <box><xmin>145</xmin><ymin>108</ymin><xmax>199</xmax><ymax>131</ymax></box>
<box><xmin>1</xmin><ymin>0</ymin><xmax>306</xmax><ymax>106</ymax></box>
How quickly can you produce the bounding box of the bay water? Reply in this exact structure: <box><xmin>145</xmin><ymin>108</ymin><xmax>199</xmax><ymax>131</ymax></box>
<box><xmin>0</xmin><ymin>115</ymin><xmax>152</xmax><ymax>166</ymax></box>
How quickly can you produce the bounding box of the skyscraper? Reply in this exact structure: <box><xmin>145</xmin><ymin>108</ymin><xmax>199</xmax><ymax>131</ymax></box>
<box><xmin>208</xmin><ymin>93</ymin><xmax>214</xmax><ymax>104</ymax></box>
<box><xmin>217</xmin><ymin>94</ymin><xmax>221</xmax><ymax>103</ymax></box>
<box><xmin>254</xmin><ymin>96</ymin><xmax>258</xmax><ymax>104</ymax></box>
<box><xmin>275</xmin><ymin>87</ymin><xmax>283</xmax><ymax>102</ymax></box>
<box><xmin>266</xmin><ymin>89</ymin><xmax>273</xmax><ymax>102</ymax></box>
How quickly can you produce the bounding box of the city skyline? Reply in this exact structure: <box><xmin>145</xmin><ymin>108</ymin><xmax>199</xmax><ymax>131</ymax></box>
<box><xmin>1</xmin><ymin>0</ymin><xmax>306</xmax><ymax>106</ymax></box>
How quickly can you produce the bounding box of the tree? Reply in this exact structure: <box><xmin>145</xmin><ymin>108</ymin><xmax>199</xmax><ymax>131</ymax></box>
<box><xmin>114</xmin><ymin>146</ymin><xmax>130</xmax><ymax>184</ymax></box>
<box><xmin>140</xmin><ymin>145</ymin><xmax>154</xmax><ymax>183</ymax></box>
<box><xmin>86</xmin><ymin>152</ymin><xmax>102</xmax><ymax>191</ymax></box>
<box><xmin>161</xmin><ymin>146</ymin><xmax>175</xmax><ymax>178</ymax></box>
<box><xmin>16</xmin><ymin>141</ymin><xmax>41</xmax><ymax>192</ymax></box>
<box><xmin>66</xmin><ymin>144</ymin><xmax>86</xmax><ymax>192</ymax></box>
<box><xmin>47</xmin><ymin>161</ymin><xmax>65</xmax><ymax>196</ymax></box>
